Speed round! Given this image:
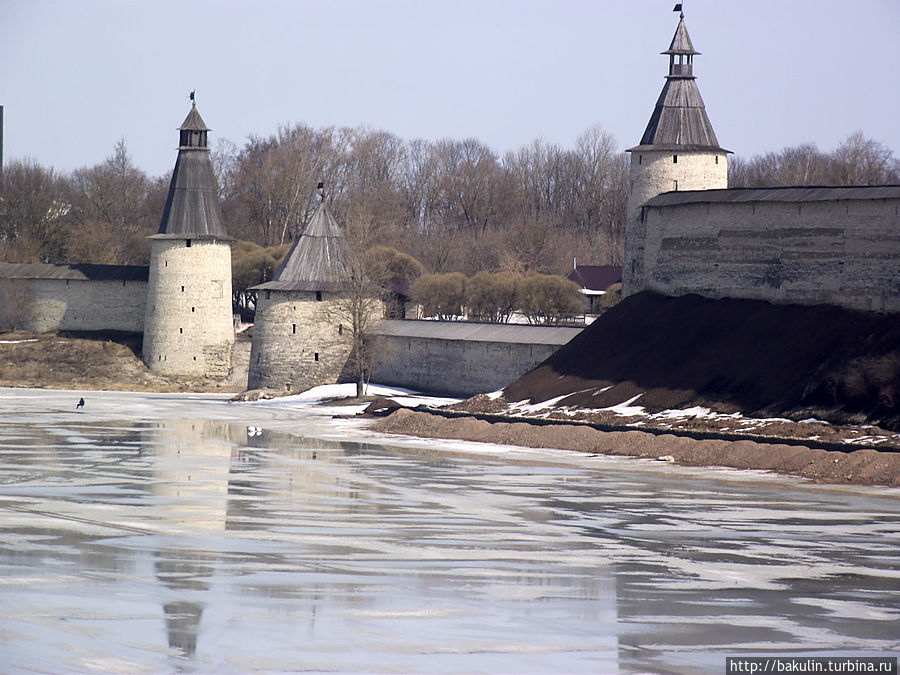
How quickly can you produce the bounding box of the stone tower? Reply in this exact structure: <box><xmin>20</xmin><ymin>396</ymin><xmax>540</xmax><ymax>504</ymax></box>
<box><xmin>142</xmin><ymin>102</ymin><xmax>234</xmax><ymax>378</ymax></box>
<box><xmin>623</xmin><ymin>10</ymin><xmax>728</xmax><ymax>296</ymax></box>
<box><xmin>247</xmin><ymin>198</ymin><xmax>352</xmax><ymax>392</ymax></box>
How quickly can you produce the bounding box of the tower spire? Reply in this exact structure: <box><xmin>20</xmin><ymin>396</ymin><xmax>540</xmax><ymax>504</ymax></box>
<box><xmin>623</xmin><ymin>9</ymin><xmax>728</xmax><ymax>298</ymax></box>
<box><xmin>629</xmin><ymin>10</ymin><xmax>723</xmax><ymax>151</ymax></box>
<box><xmin>156</xmin><ymin>102</ymin><xmax>225</xmax><ymax>237</ymax></box>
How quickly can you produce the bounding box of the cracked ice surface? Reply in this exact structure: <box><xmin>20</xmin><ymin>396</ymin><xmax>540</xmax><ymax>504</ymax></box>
<box><xmin>0</xmin><ymin>387</ymin><xmax>899</xmax><ymax>674</ymax></box>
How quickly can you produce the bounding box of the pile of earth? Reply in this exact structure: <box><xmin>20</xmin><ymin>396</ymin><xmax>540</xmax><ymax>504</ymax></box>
<box><xmin>371</xmin><ymin>408</ymin><xmax>900</xmax><ymax>487</ymax></box>
<box><xmin>472</xmin><ymin>291</ymin><xmax>900</xmax><ymax>431</ymax></box>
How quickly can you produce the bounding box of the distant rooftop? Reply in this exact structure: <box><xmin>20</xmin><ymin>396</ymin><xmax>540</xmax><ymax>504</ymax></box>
<box><xmin>566</xmin><ymin>265</ymin><xmax>622</xmax><ymax>292</ymax></box>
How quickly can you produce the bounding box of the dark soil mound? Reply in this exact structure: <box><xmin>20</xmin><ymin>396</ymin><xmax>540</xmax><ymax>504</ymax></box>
<box><xmin>503</xmin><ymin>291</ymin><xmax>900</xmax><ymax>429</ymax></box>
<box><xmin>362</xmin><ymin>397</ymin><xmax>405</xmax><ymax>416</ymax></box>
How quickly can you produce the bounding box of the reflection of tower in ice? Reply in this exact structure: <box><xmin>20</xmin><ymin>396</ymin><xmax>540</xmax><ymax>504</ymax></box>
<box><xmin>143</xmin><ymin>419</ymin><xmax>241</xmax><ymax>660</ymax></box>
<box><xmin>145</xmin><ymin>419</ymin><xmax>240</xmax><ymax>533</ymax></box>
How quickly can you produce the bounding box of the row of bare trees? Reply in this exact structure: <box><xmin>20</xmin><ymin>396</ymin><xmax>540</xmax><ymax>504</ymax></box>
<box><xmin>1</xmin><ymin>126</ymin><xmax>896</xmax><ymax>275</ymax></box>
<box><xmin>0</xmin><ymin>140</ymin><xmax>168</xmax><ymax>265</ymax></box>
<box><xmin>214</xmin><ymin>123</ymin><xmax>628</xmax><ymax>275</ymax></box>
<box><xmin>729</xmin><ymin>132</ymin><xmax>899</xmax><ymax>188</ymax></box>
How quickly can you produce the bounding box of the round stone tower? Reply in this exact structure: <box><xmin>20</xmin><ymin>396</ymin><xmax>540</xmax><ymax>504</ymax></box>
<box><xmin>142</xmin><ymin>102</ymin><xmax>234</xmax><ymax>379</ymax></box>
<box><xmin>623</xmin><ymin>10</ymin><xmax>728</xmax><ymax>296</ymax></box>
<box><xmin>247</xmin><ymin>197</ymin><xmax>352</xmax><ymax>392</ymax></box>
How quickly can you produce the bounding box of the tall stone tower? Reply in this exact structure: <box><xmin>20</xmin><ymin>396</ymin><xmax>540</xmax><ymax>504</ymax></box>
<box><xmin>142</xmin><ymin>102</ymin><xmax>234</xmax><ymax>379</ymax></box>
<box><xmin>247</xmin><ymin>197</ymin><xmax>352</xmax><ymax>392</ymax></box>
<box><xmin>623</xmin><ymin>10</ymin><xmax>728</xmax><ymax>296</ymax></box>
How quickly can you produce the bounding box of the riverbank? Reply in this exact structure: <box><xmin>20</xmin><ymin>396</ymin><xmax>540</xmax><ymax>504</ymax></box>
<box><xmin>369</xmin><ymin>407</ymin><xmax>900</xmax><ymax>488</ymax></box>
<box><xmin>0</xmin><ymin>330</ymin><xmax>249</xmax><ymax>393</ymax></box>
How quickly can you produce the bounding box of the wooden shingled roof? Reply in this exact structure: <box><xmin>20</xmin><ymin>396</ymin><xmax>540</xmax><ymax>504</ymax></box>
<box><xmin>253</xmin><ymin>201</ymin><xmax>349</xmax><ymax>292</ymax></box>
<box><xmin>0</xmin><ymin>262</ymin><xmax>149</xmax><ymax>281</ymax></box>
<box><xmin>629</xmin><ymin>16</ymin><xmax>726</xmax><ymax>153</ymax></box>
<box><xmin>153</xmin><ymin>106</ymin><xmax>228</xmax><ymax>240</ymax></box>
<box><xmin>644</xmin><ymin>185</ymin><xmax>900</xmax><ymax>208</ymax></box>
<box><xmin>663</xmin><ymin>16</ymin><xmax>699</xmax><ymax>55</ymax></box>
<box><xmin>179</xmin><ymin>105</ymin><xmax>208</xmax><ymax>132</ymax></box>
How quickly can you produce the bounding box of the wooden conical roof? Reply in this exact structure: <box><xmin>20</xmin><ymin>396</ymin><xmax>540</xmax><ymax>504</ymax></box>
<box><xmin>628</xmin><ymin>15</ymin><xmax>726</xmax><ymax>153</ymax></box>
<box><xmin>153</xmin><ymin>105</ymin><xmax>228</xmax><ymax>239</ymax></box>
<box><xmin>253</xmin><ymin>201</ymin><xmax>349</xmax><ymax>292</ymax></box>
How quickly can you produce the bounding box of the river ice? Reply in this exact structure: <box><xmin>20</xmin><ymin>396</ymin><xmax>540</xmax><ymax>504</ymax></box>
<box><xmin>0</xmin><ymin>387</ymin><xmax>898</xmax><ymax>674</ymax></box>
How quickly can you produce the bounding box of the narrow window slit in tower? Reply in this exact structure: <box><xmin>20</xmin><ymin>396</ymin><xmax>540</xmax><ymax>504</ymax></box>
<box><xmin>181</xmin><ymin>286</ymin><xmax>185</xmax><ymax>292</ymax></box>
<box><xmin>315</xmin><ymin>291</ymin><xmax>322</xmax><ymax>301</ymax></box>
<box><xmin>338</xmin><ymin>324</ymin><xmax>343</xmax><ymax>336</ymax></box>
<box><xmin>179</xmin><ymin>328</ymin><xmax>183</xmax><ymax>334</ymax></box>
<box><xmin>186</xmin><ymin>239</ymin><xmax>192</xmax><ymax>247</ymax></box>
<box><xmin>673</xmin><ymin>154</ymin><xmax>678</xmax><ymax>163</ymax></box>
<box><xmin>314</xmin><ymin>353</ymin><xmax>319</xmax><ymax>362</ymax></box>
<box><xmin>292</xmin><ymin>324</ymin><xmax>296</xmax><ymax>334</ymax></box>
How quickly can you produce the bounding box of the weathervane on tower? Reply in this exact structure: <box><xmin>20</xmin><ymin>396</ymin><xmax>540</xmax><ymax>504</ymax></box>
<box><xmin>189</xmin><ymin>90</ymin><xmax>196</xmax><ymax>107</ymax></box>
<box><xmin>674</xmin><ymin>3</ymin><xmax>684</xmax><ymax>19</ymax></box>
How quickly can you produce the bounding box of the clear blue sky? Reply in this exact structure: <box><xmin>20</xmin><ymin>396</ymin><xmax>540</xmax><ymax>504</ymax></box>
<box><xmin>3</xmin><ymin>0</ymin><xmax>898</xmax><ymax>178</ymax></box>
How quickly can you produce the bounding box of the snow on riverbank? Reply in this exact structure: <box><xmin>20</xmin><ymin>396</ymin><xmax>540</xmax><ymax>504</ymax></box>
<box><xmin>239</xmin><ymin>383</ymin><xmax>459</xmax><ymax>416</ymax></box>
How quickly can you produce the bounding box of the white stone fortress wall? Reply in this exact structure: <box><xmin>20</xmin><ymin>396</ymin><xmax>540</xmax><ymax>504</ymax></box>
<box><xmin>0</xmin><ymin>277</ymin><xmax>147</xmax><ymax>333</ymax></box>
<box><xmin>624</xmin><ymin>150</ymin><xmax>728</xmax><ymax>296</ymax></box>
<box><xmin>247</xmin><ymin>290</ymin><xmax>351</xmax><ymax>392</ymax></box>
<box><xmin>638</xmin><ymin>194</ymin><xmax>900</xmax><ymax>313</ymax></box>
<box><xmin>142</xmin><ymin>238</ymin><xmax>234</xmax><ymax>378</ymax></box>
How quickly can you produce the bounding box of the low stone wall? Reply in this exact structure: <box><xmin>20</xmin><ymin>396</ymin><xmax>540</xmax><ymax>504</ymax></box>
<box><xmin>0</xmin><ymin>277</ymin><xmax>147</xmax><ymax>333</ymax></box>
<box><xmin>369</xmin><ymin>321</ymin><xmax>583</xmax><ymax>397</ymax></box>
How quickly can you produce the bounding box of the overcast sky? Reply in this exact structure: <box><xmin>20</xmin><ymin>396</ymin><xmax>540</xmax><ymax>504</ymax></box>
<box><xmin>3</xmin><ymin>0</ymin><xmax>898</xmax><ymax>178</ymax></box>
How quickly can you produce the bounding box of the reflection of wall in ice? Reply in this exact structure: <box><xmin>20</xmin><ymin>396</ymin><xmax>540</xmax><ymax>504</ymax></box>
<box><xmin>144</xmin><ymin>419</ymin><xmax>241</xmax><ymax>534</ymax></box>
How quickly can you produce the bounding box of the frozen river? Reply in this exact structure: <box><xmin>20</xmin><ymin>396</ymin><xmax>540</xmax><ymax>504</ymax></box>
<box><xmin>0</xmin><ymin>388</ymin><xmax>898</xmax><ymax>674</ymax></box>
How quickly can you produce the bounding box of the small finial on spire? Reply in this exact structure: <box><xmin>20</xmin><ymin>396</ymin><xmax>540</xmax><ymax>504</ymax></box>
<box><xmin>189</xmin><ymin>90</ymin><xmax>196</xmax><ymax>107</ymax></box>
<box><xmin>317</xmin><ymin>181</ymin><xmax>325</xmax><ymax>201</ymax></box>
